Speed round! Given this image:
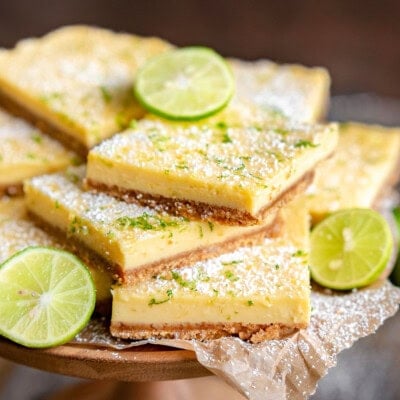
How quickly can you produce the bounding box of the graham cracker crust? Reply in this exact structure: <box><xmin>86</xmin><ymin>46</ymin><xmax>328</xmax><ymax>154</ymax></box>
<box><xmin>0</xmin><ymin>183</ymin><xmax>23</xmax><ymax>197</ymax></box>
<box><xmin>110</xmin><ymin>321</ymin><xmax>307</xmax><ymax>343</ymax></box>
<box><xmin>28</xmin><ymin>210</ymin><xmax>282</xmax><ymax>284</ymax></box>
<box><xmin>0</xmin><ymin>88</ymin><xmax>88</xmax><ymax>157</ymax></box>
<box><xmin>86</xmin><ymin>171</ymin><xmax>314</xmax><ymax>226</ymax></box>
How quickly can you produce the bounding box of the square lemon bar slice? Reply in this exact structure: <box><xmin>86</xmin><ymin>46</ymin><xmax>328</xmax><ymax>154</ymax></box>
<box><xmin>0</xmin><ymin>108</ymin><xmax>77</xmax><ymax>196</ymax></box>
<box><xmin>0</xmin><ymin>26</ymin><xmax>171</xmax><ymax>155</ymax></box>
<box><xmin>0</xmin><ymin>197</ymin><xmax>113</xmax><ymax>313</ymax></box>
<box><xmin>307</xmin><ymin>122</ymin><xmax>400</xmax><ymax>223</ymax></box>
<box><xmin>229</xmin><ymin>59</ymin><xmax>330</xmax><ymax>123</ymax></box>
<box><xmin>25</xmin><ymin>167</ymin><xmax>281</xmax><ymax>283</ymax></box>
<box><xmin>111</xmin><ymin>198</ymin><xmax>311</xmax><ymax>343</ymax></box>
<box><xmin>87</xmin><ymin>119</ymin><xmax>338</xmax><ymax>225</ymax></box>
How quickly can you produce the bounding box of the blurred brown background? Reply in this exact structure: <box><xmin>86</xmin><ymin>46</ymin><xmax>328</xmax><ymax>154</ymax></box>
<box><xmin>0</xmin><ymin>0</ymin><xmax>399</xmax><ymax>97</ymax></box>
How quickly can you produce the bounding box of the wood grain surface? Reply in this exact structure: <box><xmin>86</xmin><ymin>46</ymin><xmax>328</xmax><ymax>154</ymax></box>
<box><xmin>0</xmin><ymin>339</ymin><xmax>210</xmax><ymax>382</ymax></box>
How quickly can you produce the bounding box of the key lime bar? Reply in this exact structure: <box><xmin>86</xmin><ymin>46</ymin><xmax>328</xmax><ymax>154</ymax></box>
<box><xmin>87</xmin><ymin>119</ymin><xmax>338</xmax><ymax>225</ymax></box>
<box><xmin>230</xmin><ymin>59</ymin><xmax>330</xmax><ymax>123</ymax></box>
<box><xmin>307</xmin><ymin>122</ymin><xmax>400</xmax><ymax>223</ymax></box>
<box><xmin>111</xmin><ymin>202</ymin><xmax>311</xmax><ymax>343</ymax></box>
<box><xmin>0</xmin><ymin>198</ymin><xmax>112</xmax><ymax>313</ymax></box>
<box><xmin>0</xmin><ymin>108</ymin><xmax>76</xmax><ymax>196</ymax></box>
<box><xmin>25</xmin><ymin>167</ymin><xmax>280</xmax><ymax>282</ymax></box>
<box><xmin>0</xmin><ymin>26</ymin><xmax>171</xmax><ymax>155</ymax></box>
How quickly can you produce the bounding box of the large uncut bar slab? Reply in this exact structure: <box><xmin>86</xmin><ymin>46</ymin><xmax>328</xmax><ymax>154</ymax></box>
<box><xmin>0</xmin><ymin>198</ymin><xmax>112</xmax><ymax>311</ymax></box>
<box><xmin>230</xmin><ymin>59</ymin><xmax>330</xmax><ymax>123</ymax></box>
<box><xmin>111</xmin><ymin>200</ymin><xmax>311</xmax><ymax>343</ymax></box>
<box><xmin>0</xmin><ymin>108</ymin><xmax>76</xmax><ymax>196</ymax></box>
<box><xmin>307</xmin><ymin>122</ymin><xmax>400</xmax><ymax>223</ymax></box>
<box><xmin>25</xmin><ymin>167</ymin><xmax>280</xmax><ymax>282</ymax></box>
<box><xmin>87</xmin><ymin>119</ymin><xmax>338</xmax><ymax>225</ymax></box>
<box><xmin>0</xmin><ymin>26</ymin><xmax>171</xmax><ymax>154</ymax></box>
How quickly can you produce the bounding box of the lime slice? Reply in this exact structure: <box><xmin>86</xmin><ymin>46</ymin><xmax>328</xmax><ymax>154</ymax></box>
<box><xmin>0</xmin><ymin>247</ymin><xmax>95</xmax><ymax>348</ymax></box>
<box><xmin>310</xmin><ymin>209</ymin><xmax>393</xmax><ymax>290</ymax></box>
<box><xmin>134</xmin><ymin>47</ymin><xmax>234</xmax><ymax>121</ymax></box>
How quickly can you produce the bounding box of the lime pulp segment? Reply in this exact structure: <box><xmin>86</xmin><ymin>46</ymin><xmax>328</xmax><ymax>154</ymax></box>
<box><xmin>310</xmin><ymin>209</ymin><xmax>393</xmax><ymax>290</ymax></box>
<box><xmin>134</xmin><ymin>47</ymin><xmax>235</xmax><ymax>121</ymax></box>
<box><xmin>0</xmin><ymin>247</ymin><xmax>96</xmax><ymax>348</ymax></box>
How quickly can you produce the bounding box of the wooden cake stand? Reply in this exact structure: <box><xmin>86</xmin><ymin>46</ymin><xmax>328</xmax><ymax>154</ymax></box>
<box><xmin>0</xmin><ymin>338</ymin><xmax>248</xmax><ymax>399</ymax></box>
<box><xmin>0</xmin><ymin>338</ymin><xmax>210</xmax><ymax>382</ymax></box>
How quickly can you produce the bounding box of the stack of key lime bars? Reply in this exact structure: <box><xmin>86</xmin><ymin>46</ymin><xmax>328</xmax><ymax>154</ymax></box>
<box><xmin>0</xmin><ymin>26</ymin><xmax>399</xmax><ymax>348</ymax></box>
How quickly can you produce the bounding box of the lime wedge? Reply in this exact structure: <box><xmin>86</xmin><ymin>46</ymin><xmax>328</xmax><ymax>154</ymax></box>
<box><xmin>310</xmin><ymin>209</ymin><xmax>393</xmax><ymax>290</ymax></box>
<box><xmin>134</xmin><ymin>47</ymin><xmax>234</xmax><ymax>121</ymax></box>
<box><xmin>0</xmin><ymin>247</ymin><xmax>95</xmax><ymax>348</ymax></box>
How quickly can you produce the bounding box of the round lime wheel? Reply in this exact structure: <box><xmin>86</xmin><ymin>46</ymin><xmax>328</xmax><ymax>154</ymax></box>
<box><xmin>310</xmin><ymin>209</ymin><xmax>393</xmax><ymax>290</ymax></box>
<box><xmin>134</xmin><ymin>47</ymin><xmax>234</xmax><ymax>121</ymax></box>
<box><xmin>0</xmin><ymin>247</ymin><xmax>96</xmax><ymax>348</ymax></box>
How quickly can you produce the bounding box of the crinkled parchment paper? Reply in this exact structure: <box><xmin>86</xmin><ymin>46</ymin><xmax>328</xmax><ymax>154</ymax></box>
<box><xmin>75</xmin><ymin>281</ymin><xmax>400</xmax><ymax>400</ymax></box>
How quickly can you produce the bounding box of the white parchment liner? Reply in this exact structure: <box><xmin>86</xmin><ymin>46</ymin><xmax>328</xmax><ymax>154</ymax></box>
<box><xmin>75</xmin><ymin>281</ymin><xmax>400</xmax><ymax>400</ymax></box>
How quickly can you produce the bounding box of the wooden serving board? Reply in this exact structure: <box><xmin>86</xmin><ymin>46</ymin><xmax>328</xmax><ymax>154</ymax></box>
<box><xmin>0</xmin><ymin>338</ymin><xmax>211</xmax><ymax>382</ymax></box>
